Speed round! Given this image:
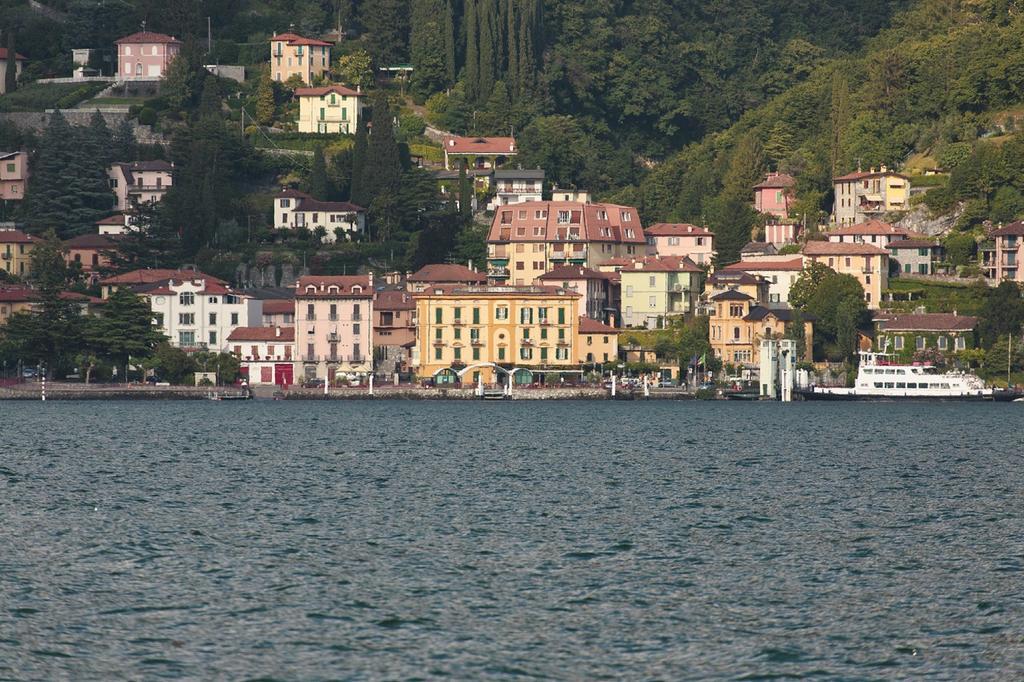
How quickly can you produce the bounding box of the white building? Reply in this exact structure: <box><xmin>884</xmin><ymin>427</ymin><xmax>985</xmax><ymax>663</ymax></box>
<box><xmin>487</xmin><ymin>169</ymin><xmax>544</xmax><ymax>211</ymax></box>
<box><xmin>108</xmin><ymin>161</ymin><xmax>173</xmax><ymax>212</ymax></box>
<box><xmin>718</xmin><ymin>257</ymin><xmax>805</xmax><ymax>304</ymax></box>
<box><xmin>274</xmin><ymin>189</ymin><xmax>366</xmax><ymax>243</ymax></box>
<box><xmin>146</xmin><ymin>277</ymin><xmax>262</xmax><ymax>350</ymax></box>
<box><xmin>226</xmin><ymin>326</ymin><xmax>296</xmax><ymax>386</ymax></box>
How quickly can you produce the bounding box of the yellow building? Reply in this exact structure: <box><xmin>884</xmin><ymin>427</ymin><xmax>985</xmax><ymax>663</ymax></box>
<box><xmin>270</xmin><ymin>33</ymin><xmax>332</xmax><ymax>84</ymax></box>
<box><xmin>708</xmin><ymin>289</ymin><xmax>814</xmax><ymax>367</ymax></box>
<box><xmin>413</xmin><ymin>285</ymin><xmax>582</xmax><ymax>385</ymax></box>
<box><xmin>617</xmin><ymin>256</ymin><xmax>704</xmax><ymax>328</ymax></box>
<box><xmin>833</xmin><ymin>166</ymin><xmax>911</xmax><ymax>225</ymax></box>
<box><xmin>0</xmin><ymin>229</ymin><xmax>36</xmax><ymax>279</ymax></box>
<box><xmin>801</xmin><ymin>241</ymin><xmax>889</xmax><ymax>309</ymax></box>
<box><xmin>577</xmin><ymin>317</ymin><xmax>620</xmax><ymax>365</ymax></box>
<box><xmin>294</xmin><ymin>85</ymin><xmax>364</xmax><ymax>134</ymax></box>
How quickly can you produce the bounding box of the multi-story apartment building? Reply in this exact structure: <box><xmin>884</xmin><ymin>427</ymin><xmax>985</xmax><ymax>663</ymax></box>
<box><xmin>294</xmin><ymin>275</ymin><xmax>373</xmax><ymax>382</ymax></box>
<box><xmin>0</xmin><ymin>228</ymin><xmax>35</xmax><ymax>279</ymax></box>
<box><xmin>108</xmin><ymin>161</ymin><xmax>173</xmax><ymax>212</ymax></box>
<box><xmin>802</xmin><ymin>241</ymin><xmax>889</xmax><ymax>308</ymax></box>
<box><xmin>644</xmin><ymin>223</ymin><xmax>716</xmax><ymax>264</ymax></box>
<box><xmin>708</xmin><ymin>288</ymin><xmax>814</xmax><ymax>367</ymax></box>
<box><xmin>718</xmin><ymin>257</ymin><xmax>805</xmax><ymax>304</ymax></box>
<box><xmin>536</xmin><ymin>264</ymin><xmax>612</xmax><ymax>322</ymax></box>
<box><xmin>115</xmin><ymin>31</ymin><xmax>181</xmax><ymax>81</ymax></box>
<box><xmin>617</xmin><ymin>256</ymin><xmax>704</xmax><ymax>328</ymax></box>
<box><xmin>0</xmin><ymin>151</ymin><xmax>28</xmax><ymax>202</ymax></box>
<box><xmin>980</xmin><ymin>221</ymin><xmax>1024</xmax><ymax>282</ymax></box>
<box><xmin>413</xmin><ymin>285</ymin><xmax>581</xmax><ymax>385</ymax></box>
<box><xmin>406</xmin><ymin>263</ymin><xmax>486</xmax><ymax>292</ymax></box>
<box><xmin>487</xmin><ymin>200</ymin><xmax>646</xmax><ymax>286</ymax></box>
<box><xmin>146</xmin><ymin>277</ymin><xmax>261</xmax><ymax>350</ymax></box>
<box><xmin>270</xmin><ymin>32</ymin><xmax>332</xmax><ymax>84</ymax></box>
<box><xmin>274</xmin><ymin>189</ymin><xmax>365</xmax><ymax>242</ymax></box>
<box><xmin>227</xmin><ymin>326</ymin><xmax>295</xmax><ymax>386</ymax></box>
<box><xmin>833</xmin><ymin>166</ymin><xmax>911</xmax><ymax>226</ymax></box>
<box><xmin>294</xmin><ymin>85</ymin><xmax>364</xmax><ymax>133</ymax></box>
<box><xmin>373</xmin><ymin>289</ymin><xmax>417</xmax><ymax>374</ymax></box>
<box><xmin>260</xmin><ymin>299</ymin><xmax>296</xmax><ymax>326</ymax></box>
<box><xmin>826</xmin><ymin>219</ymin><xmax>916</xmax><ymax>249</ymax></box>
<box><xmin>487</xmin><ymin>169</ymin><xmax>544</xmax><ymax>211</ymax></box>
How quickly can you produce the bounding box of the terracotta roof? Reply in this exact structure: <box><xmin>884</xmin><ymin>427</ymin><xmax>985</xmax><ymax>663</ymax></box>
<box><xmin>141</xmin><ymin>280</ymin><xmax>239</xmax><ymax>296</ymax></box>
<box><xmin>741</xmin><ymin>241</ymin><xmax>777</xmax><ymax>255</ymax></box>
<box><xmin>0</xmin><ymin>287</ymin><xmax>100</xmax><ymax>303</ymax></box>
<box><xmin>887</xmin><ymin>239</ymin><xmax>940</xmax><ymax>249</ymax></box>
<box><xmin>488</xmin><ymin>200</ymin><xmax>646</xmax><ymax>244</ymax></box>
<box><xmin>261</xmin><ymin>299</ymin><xmax>294</xmax><ymax>314</ymax></box>
<box><xmin>64</xmin><ymin>234</ymin><xmax>118</xmax><ymax>249</ymax></box>
<box><xmin>829</xmin><ymin>220</ymin><xmax>905</xmax><ymax>236</ymax></box>
<box><xmin>227</xmin><ymin>326</ymin><xmax>295</xmax><ymax>342</ymax></box>
<box><xmin>644</xmin><ymin>223</ymin><xmax>713</xmax><ymax>237</ymax></box>
<box><xmin>408</xmin><ymin>263</ymin><xmax>486</xmax><ymax>284</ymax></box>
<box><xmin>100</xmin><ymin>268</ymin><xmax>225</xmax><ymax>286</ymax></box>
<box><xmin>721</xmin><ymin>258</ymin><xmax>804</xmax><ymax>272</ymax></box>
<box><xmin>992</xmin><ymin>221</ymin><xmax>1024</xmax><ymax>237</ymax></box>
<box><xmin>709</xmin><ymin>289</ymin><xmax>754</xmax><ymax>301</ymax></box>
<box><xmin>294</xmin><ymin>85</ymin><xmax>363</xmax><ymax>98</ymax></box>
<box><xmin>0</xmin><ymin>48</ymin><xmax>27</xmax><ymax>61</ymax></box>
<box><xmin>276</xmin><ymin>189</ymin><xmax>364</xmax><ymax>213</ymax></box>
<box><xmin>834</xmin><ymin>169</ymin><xmax>910</xmax><ymax>181</ymax></box>
<box><xmin>802</xmin><ymin>241</ymin><xmax>889</xmax><ymax>256</ymax></box>
<box><xmin>295</xmin><ymin>275</ymin><xmax>372</xmax><ymax>297</ymax></box>
<box><xmin>579</xmin><ymin>317</ymin><xmax>621</xmax><ymax>334</ymax></box>
<box><xmin>96</xmin><ymin>214</ymin><xmax>126</xmax><ymax>225</ymax></box>
<box><xmin>413</xmin><ymin>284</ymin><xmax>579</xmax><ymax>298</ymax></box>
<box><xmin>879</xmin><ymin>314</ymin><xmax>978</xmax><ymax>332</ymax></box>
<box><xmin>443</xmin><ymin>136</ymin><xmax>516</xmax><ymax>155</ymax></box>
<box><xmin>618</xmin><ymin>255</ymin><xmax>703</xmax><ymax>274</ymax></box>
<box><xmin>0</xmin><ymin>229</ymin><xmax>36</xmax><ymax>244</ymax></box>
<box><xmin>115</xmin><ymin>32</ymin><xmax>181</xmax><ymax>45</ymax></box>
<box><xmin>753</xmin><ymin>172</ymin><xmax>796</xmax><ymax>190</ymax></box>
<box><xmin>271</xmin><ymin>32</ymin><xmax>333</xmax><ymax>47</ymax></box>
<box><xmin>374</xmin><ymin>289</ymin><xmax>415</xmax><ymax>310</ymax></box>
<box><xmin>537</xmin><ymin>265</ymin><xmax>607</xmax><ymax>280</ymax></box>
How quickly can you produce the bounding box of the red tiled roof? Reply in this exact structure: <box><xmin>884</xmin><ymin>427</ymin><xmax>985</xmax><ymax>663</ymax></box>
<box><xmin>721</xmin><ymin>258</ymin><xmax>804</xmax><ymax>272</ymax></box>
<box><xmin>443</xmin><ymin>136</ymin><xmax>516</xmax><ymax>155</ymax></box>
<box><xmin>276</xmin><ymin>190</ymin><xmax>364</xmax><ymax>213</ymax></box>
<box><xmin>829</xmin><ymin>220</ymin><xmax>906</xmax><ymax>237</ymax></box>
<box><xmin>579</xmin><ymin>317</ymin><xmax>620</xmax><ymax>334</ymax></box>
<box><xmin>407</xmin><ymin>263</ymin><xmax>486</xmax><ymax>283</ymax></box>
<box><xmin>879</xmin><ymin>314</ymin><xmax>978</xmax><ymax>332</ymax></box>
<box><xmin>0</xmin><ymin>287</ymin><xmax>100</xmax><ymax>303</ymax></box>
<box><xmin>271</xmin><ymin>32</ymin><xmax>333</xmax><ymax>47</ymax></box>
<box><xmin>412</xmin><ymin>284</ymin><xmax>580</xmax><ymax>298</ymax></box>
<box><xmin>375</xmin><ymin>289</ymin><xmax>416</xmax><ymax>310</ymax></box>
<box><xmin>0</xmin><ymin>48</ymin><xmax>27</xmax><ymax>61</ymax></box>
<box><xmin>227</xmin><ymin>326</ymin><xmax>295</xmax><ymax>342</ymax></box>
<box><xmin>753</xmin><ymin>172</ymin><xmax>796</xmax><ymax>190</ymax></box>
<box><xmin>100</xmin><ymin>268</ymin><xmax>226</xmax><ymax>286</ymax></box>
<box><xmin>96</xmin><ymin>214</ymin><xmax>126</xmax><ymax>225</ymax></box>
<box><xmin>295</xmin><ymin>275</ymin><xmax>372</xmax><ymax>297</ymax></box>
<box><xmin>992</xmin><ymin>221</ymin><xmax>1024</xmax><ymax>236</ymax></box>
<box><xmin>802</xmin><ymin>241</ymin><xmax>889</xmax><ymax>256</ymax></box>
<box><xmin>644</xmin><ymin>223</ymin><xmax>713</xmax><ymax>237</ymax></box>
<box><xmin>0</xmin><ymin>229</ymin><xmax>36</xmax><ymax>244</ymax></box>
<box><xmin>261</xmin><ymin>299</ymin><xmax>294</xmax><ymax>314</ymax></box>
<box><xmin>294</xmin><ymin>85</ymin><xmax>363</xmax><ymax>98</ymax></box>
<box><xmin>115</xmin><ymin>32</ymin><xmax>181</xmax><ymax>45</ymax></box>
<box><xmin>64</xmin><ymin>234</ymin><xmax>118</xmax><ymax>249</ymax></box>
<box><xmin>619</xmin><ymin>255</ymin><xmax>703</xmax><ymax>273</ymax></box>
<box><xmin>488</xmin><ymin>200</ymin><xmax>646</xmax><ymax>244</ymax></box>
<box><xmin>834</xmin><ymin>169</ymin><xmax>910</xmax><ymax>181</ymax></box>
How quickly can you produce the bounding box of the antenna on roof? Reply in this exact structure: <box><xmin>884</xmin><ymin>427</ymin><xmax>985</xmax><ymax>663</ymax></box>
<box><xmin>140</xmin><ymin>20</ymin><xmax>146</xmax><ymax>32</ymax></box>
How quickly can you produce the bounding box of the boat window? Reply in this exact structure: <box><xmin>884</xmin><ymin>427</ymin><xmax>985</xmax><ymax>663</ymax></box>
<box><xmin>874</xmin><ymin>382</ymin><xmax>884</xmax><ymax>388</ymax></box>
<box><xmin>885</xmin><ymin>382</ymin><xmax>895</xmax><ymax>388</ymax></box>
<box><xmin>896</xmin><ymin>382</ymin><xmax>906</xmax><ymax>388</ymax></box>
<box><xmin>906</xmin><ymin>383</ymin><xmax>917</xmax><ymax>389</ymax></box>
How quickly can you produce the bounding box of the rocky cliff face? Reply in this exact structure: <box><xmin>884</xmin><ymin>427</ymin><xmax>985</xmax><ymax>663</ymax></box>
<box><xmin>895</xmin><ymin>202</ymin><xmax>964</xmax><ymax>237</ymax></box>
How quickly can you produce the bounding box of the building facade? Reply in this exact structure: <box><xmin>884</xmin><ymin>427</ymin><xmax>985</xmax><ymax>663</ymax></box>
<box><xmin>274</xmin><ymin>189</ymin><xmax>365</xmax><ymax>242</ymax></box>
<box><xmin>888</xmin><ymin>239</ymin><xmax>942</xmax><ymax>276</ymax></box>
<box><xmin>644</xmin><ymin>224</ymin><xmax>716</xmax><ymax>264</ymax></box>
<box><xmin>294</xmin><ymin>85</ymin><xmax>364</xmax><ymax>133</ymax></box>
<box><xmin>373</xmin><ymin>289</ymin><xmax>417</xmax><ymax>374</ymax></box>
<box><xmin>0</xmin><ymin>229</ymin><xmax>35</xmax><ymax>278</ymax></box>
<box><xmin>708</xmin><ymin>289</ymin><xmax>813</xmax><ymax>367</ymax></box>
<box><xmin>115</xmin><ymin>32</ymin><xmax>181</xmax><ymax>81</ymax></box>
<box><xmin>753</xmin><ymin>172</ymin><xmax>795</xmax><ymax>219</ymax></box>
<box><xmin>0</xmin><ymin>48</ymin><xmax>25</xmax><ymax>95</ymax></box>
<box><xmin>826</xmin><ymin>219</ymin><xmax>915</xmax><ymax>249</ymax></box>
<box><xmin>488</xmin><ymin>169</ymin><xmax>544</xmax><ymax>211</ymax></box>
<box><xmin>537</xmin><ymin>265</ymin><xmax>611</xmax><ymax>322</ymax></box>
<box><xmin>802</xmin><ymin>241</ymin><xmax>889</xmax><ymax>308</ymax></box>
<box><xmin>64</xmin><ymin>234</ymin><xmax>117</xmax><ymax>279</ymax></box>
<box><xmin>227</xmin><ymin>326</ymin><xmax>296</xmax><ymax>386</ymax></box>
<box><xmin>147</xmin><ymin>277</ymin><xmax>261</xmax><ymax>350</ymax></box>
<box><xmin>618</xmin><ymin>256</ymin><xmax>704</xmax><ymax>328</ymax></box>
<box><xmin>0</xmin><ymin>151</ymin><xmax>28</xmax><ymax>201</ymax></box>
<box><xmin>294</xmin><ymin>275</ymin><xmax>373</xmax><ymax>381</ymax></box>
<box><xmin>108</xmin><ymin>161</ymin><xmax>173</xmax><ymax>212</ymax></box>
<box><xmin>443</xmin><ymin>136</ymin><xmax>517</xmax><ymax>170</ymax></box>
<box><xmin>486</xmin><ymin>200</ymin><xmax>646</xmax><ymax>286</ymax></box>
<box><xmin>413</xmin><ymin>285</ymin><xmax>581</xmax><ymax>385</ymax></box>
<box><xmin>577</xmin><ymin>317</ymin><xmax>620</xmax><ymax>365</ymax></box>
<box><xmin>980</xmin><ymin>222</ymin><xmax>1024</xmax><ymax>282</ymax></box>
<box><xmin>719</xmin><ymin>258</ymin><xmax>804</xmax><ymax>304</ymax></box>
<box><xmin>260</xmin><ymin>299</ymin><xmax>295</xmax><ymax>327</ymax></box>
<box><xmin>874</xmin><ymin>312</ymin><xmax>977</xmax><ymax>360</ymax></box>
<box><xmin>270</xmin><ymin>33</ymin><xmax>332</xmax><ymax>84</ymax></box>
<box><xmin>833</xmin><ymin>167</ymin><xmax>911</xmax><ymax>226</ymax></box>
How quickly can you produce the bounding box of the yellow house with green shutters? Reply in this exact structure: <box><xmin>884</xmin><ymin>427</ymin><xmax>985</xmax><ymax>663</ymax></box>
<box><xmin>617</xmin><ymin>256</ymin><xmax>704</xmax><ymax>329</ymax></box>
<box><xmin>294</xmin><ymin>85</ymin><xmax>365</xmax><ymax>134</ymax></box>
<box><xmin>413</xmin><ymin>284</ymin><xmax>582</xmax><ymax>385</ymax></box>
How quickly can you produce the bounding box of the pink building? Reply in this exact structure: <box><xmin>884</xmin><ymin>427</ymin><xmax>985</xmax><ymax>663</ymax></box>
<box><xmin>115</xmin><ymin>31</ymin><xmax>182</xmax><ymax>81</ymax></box>
<box><xmin>228</xmin><ymin>326</ymin><xmax>296</xmax><ymax>387</ymax></box>
<box><xmin>753</xmin><ymin>172</ymin><xmax>795</xmax><ymax>219</ymax></box>
<box><xmin>981</xmin><ymin>222</ymin><xmax>1024</xmax><ymax>282</ymax></box>
<box><xmin>764</xmin><ymin>222</ymin><xmax>802</xmax><ymax>247</ymax></box>
<box><xmin>536</xmin><ymin>264</ymin><xmax>612</xmax><ymax>322</ymax></box>
<box><xmin>644</xmin><ymin>223</ymin><xmax>716</xmax><ymax>265</ymax></box>
<box><xmin>0</xmin><ymin>151</ymin><xmax>28</xmax><ymax>201</ymax></box>
<box><xmin>294</xmin><ymin>275</ymin><xmax>374</xmax><ymax>382</ymax></box>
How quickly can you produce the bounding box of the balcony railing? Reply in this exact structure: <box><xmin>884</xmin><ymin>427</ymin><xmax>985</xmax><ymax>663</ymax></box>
<box><xmin>488</xmin><ymin>268</ymin><xmax>510</xmax><ymax>278</ymax></box>
<box><xmin>305</xmin><ymin>315</ymin><xmax>316</xmax><ymax>321</ymax></box>
<box><xmin>328</xmin><ymin>314</ymin><xmax>339</xmax><ymax>321</ymax></box>
<box><xmin>471</xmin><ymin>338</ymin><xmax>484</xmax><ymax>346</ymax></box>
<box><xmin>127</xmin><ymin>184</ymin><xmax>168</xmax><ymax>193</ymax></box>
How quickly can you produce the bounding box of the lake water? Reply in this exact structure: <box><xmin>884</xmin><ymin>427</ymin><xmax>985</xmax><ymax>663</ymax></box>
<box><xmin>1</xmin><ymin>400</ymin><xmax>1023</xmax><ymax>679</ymax></box>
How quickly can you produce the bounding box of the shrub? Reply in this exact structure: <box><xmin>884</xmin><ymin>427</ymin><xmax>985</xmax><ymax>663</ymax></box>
<box><xmin>138</xmin><ymin>107</ymin><xmax>157</xmax><ymax>125</ymax></box>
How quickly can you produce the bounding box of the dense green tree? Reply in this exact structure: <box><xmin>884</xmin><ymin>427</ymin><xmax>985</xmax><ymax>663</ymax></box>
<box><xmin>410</xmin><ymin>0</ymin><xmax>451</xmax><ymax>98</ymax></box>
<box><xmin>350</xmin><ymin>117</ymin><xmax>369</xmax><ymax>206</ymax></box>
<box><xmin>362</xmin><ymin>0</ymin><xmax>410</xmax><ymax>67</ymax></box>
<box><xmin>978</xmin><ymin>281</ymin><xmax>1024</xmax><ymax>349</ymax></box>
<box><xmin>307</xmin><ymin>145</ymin><xmax>329</xmax><ymax>200</ymax></box>
<box><xmin>85</xmin><ymin>288</ymin><xmax>165</xmax><ymax>381</ymax></box>
<box><xmin>144</xmin><ymin>343</ymin><xmax>197</xmax><ymax>384</ymax></box>
<box><xmin>254</xmin><ymin>69</ymin><xmax>276</xmax><ymax>126</ymax></box>
<box><xmin>112</xmin><ymin>118</ymin><xmax>136</xmax><ymax>161</ymax></box>
<box><xmin>336</xmin><ymin>50</ymin><xmax>375</xmax><ymax>89</ymax></box>
<box><xmin>360</xmin><ymin>93</ymin><xmax>403</xmax><ymax>236</ymax></box>
<box><xmin>4</xmin><ymin>29</ymin><xmax>16</xmax><ymax>94</ymax></box>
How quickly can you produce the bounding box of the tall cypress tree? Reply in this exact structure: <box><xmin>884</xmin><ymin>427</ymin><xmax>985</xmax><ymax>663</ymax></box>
<box><xmin>443</xmin><ymin>0</ymin><xmax>457</xmax><ymax>85</ymax></box>
<box><xmin>4</xmin><ymin>30</ymin><xmax>17</xmax><ymax>94</ymax></box>
<box><xmin>464</xmin><ymin>0</ymin><xmax>479</xmax><ymax>102</ymax></box>
<box><xmin>411</xmin><ymin>0</ymin><xmax>450</xmax><ymax>98</ymax></box>
<box><xmin>350</xmin><ymin>117</ymin><xmax>369</xmax><ymax>206</ymax></box>
<box><xmin>362</xmin><ymin>92</ymin><xmax>402</xmax><ymax>200</ymax></box>
<box><xmin>477</xmin><ymin>0</ymin><xmax>497</xmax><ymax>104</ymax></box>
<box><xmin>307</xmin><ymin>144</ymin><xmax>329</xmax><ymax>200</ymax></box>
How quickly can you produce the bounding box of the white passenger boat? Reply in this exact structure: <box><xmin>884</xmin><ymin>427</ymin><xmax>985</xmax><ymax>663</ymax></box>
<box><xmin>799</xmin><ymin>352</ymin><xmax>1016</xmax><ymax>401</ymax></box>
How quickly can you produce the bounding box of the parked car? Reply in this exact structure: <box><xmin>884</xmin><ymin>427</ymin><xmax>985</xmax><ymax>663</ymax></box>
<box><xmin>303</xmin><ymin>378</ymin><xmax>326</xmax><ymax>389</ymax></box>
<box><xmin>21</xmin><ymin>367</ymin><xmax>37</xmax><ymax>379</ymax></box>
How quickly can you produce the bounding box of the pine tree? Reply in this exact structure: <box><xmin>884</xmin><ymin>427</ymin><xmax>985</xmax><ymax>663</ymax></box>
<box><xmin>350</xmin><ymin>117</ymin><xmax>369</xmax><ymax>206</ymax></box>
<box><xmin>362</xmin><ymin>92</ymin><xmax>403</xmax><ymax>240</ymax></box>
<box><xmin>4</xmin><ymin>29</ymin><xmax>17</xmax><ymax>94</ymax></box>
<box><xmin>26</xmin><ymin>112</ymin><xmax>76</xmax><ymax>234</ymax></box>
<box><xmin>363</xmin><ymin>0</ymin><xmax>411</xmax><ymax>67</ymax></box>
<box><xmin>464</xmin><ymin>0</ymin><xmax>480</xmax><ymax>102</ymax></box>
<box><xmin>85</xmin><ymin>288</ymin><xmax>165</xmax><ymax>381</ymax></box>
<box><xmin>477</xmin><ymin>0</ymin><xmax>497</xmax><ymax>103</ymax></box>
<box><xmin>307</xmin><ymin>144</ymin><xmax>329</xmax><ymax>200</ymax></box>
<box><xmin>443</xmin><ymin>0</ymin><xmax>456</xmax><ymax>85</ymax></box>
<box><xmin>113</xmin><ymin>118</ymin><xmax>136</xmax><ymax>161</ymax></box>
<box><xmin>458</xmin><ymin>160</ymin><xmax>472</xmax><ymax>219</ymax></box>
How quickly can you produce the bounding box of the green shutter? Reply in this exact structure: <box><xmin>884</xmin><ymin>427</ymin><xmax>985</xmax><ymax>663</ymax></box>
<box><xmin>435</xmin><ymin>308</ymin><xmax>442</xmax><ymax>323</ymax></box>
<box><xmin>558</xmin><ymin>308</ymin><xmax>565</xmax><ymax>324</ymax></box>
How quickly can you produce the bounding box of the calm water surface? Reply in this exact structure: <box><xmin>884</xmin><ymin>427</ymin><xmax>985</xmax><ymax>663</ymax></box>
<box><xmin>1</xmin><ymin>401</ymin><xmax>1023</xmax><ymax>679</ymax></box>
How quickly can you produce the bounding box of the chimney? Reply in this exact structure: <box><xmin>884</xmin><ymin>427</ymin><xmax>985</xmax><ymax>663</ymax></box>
<box><xmin>367</xmin><ymin>271</ymin><xmax>374</xmax><ymax>288</ymax></box>
<box><xmin>275</xmin><ymin>326</ymin><xmax>281</xmax><ymax>337</ymax></box>
<box><xmin>468</xmin><ymin>258</ymin><xmax>473</xmax><ymax>271</ymax></box>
